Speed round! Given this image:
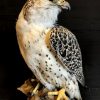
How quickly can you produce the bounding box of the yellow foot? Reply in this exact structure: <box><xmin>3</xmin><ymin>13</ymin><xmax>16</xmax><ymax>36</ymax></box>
<box><xmin>48</xmin><ymin>88</ymin><xmax>69</xmax><ymax>100</ymax></box>
<box><xmin>31</xmin><ymin>83</ymin><xmax>40</xmax><ymax>96</ymax></box>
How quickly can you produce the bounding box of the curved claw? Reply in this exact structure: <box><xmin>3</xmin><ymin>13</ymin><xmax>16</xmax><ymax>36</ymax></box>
<box><xmin>31</xmin><ymin>83</ymin><xmax>40</xmax><ymax>96</ymax></box>
<box><xmin>48</xmin><ymin>88</ymin><xmax>69</xmax><ymax>100</ymax></box>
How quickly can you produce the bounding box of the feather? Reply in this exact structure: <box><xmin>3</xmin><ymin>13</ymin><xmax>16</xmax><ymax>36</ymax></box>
<box><xmin>50</xmin><ymin>26</ymin><xmax>85</xmax><ymax>86</ymax></box>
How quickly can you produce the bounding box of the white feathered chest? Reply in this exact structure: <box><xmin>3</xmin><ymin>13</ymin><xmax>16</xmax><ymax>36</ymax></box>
<box><xmin>16</xmin><ymin>0</ymin><xmax>84</xmax><ymax>99</ymax></box>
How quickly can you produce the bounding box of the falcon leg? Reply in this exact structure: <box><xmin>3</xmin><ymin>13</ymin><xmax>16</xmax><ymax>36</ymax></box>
<box><xmin>48</xmin><ymin>88</ymin><xmax>69</xmax><ymax>100</ymax></box>
<box><xmin>31</xmin><ymin>83</ymin><xmax>40</xmax><ymax>96</ymax></box>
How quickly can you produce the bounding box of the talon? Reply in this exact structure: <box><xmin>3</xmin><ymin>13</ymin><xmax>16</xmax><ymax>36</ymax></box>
<box><xmin>48</xmin><ymin>88</ymin><xmax>69</xmax><ymax>100</ymax></box>
<box><xmin>31</xmin><ymin>83</ymin><xmax>40</xmax><ymax>96</ymax></box>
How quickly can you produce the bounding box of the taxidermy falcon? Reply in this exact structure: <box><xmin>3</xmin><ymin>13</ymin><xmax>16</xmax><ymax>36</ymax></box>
<box><xmin>16</xmin><ymin>0</ymin><xmax>85</xmax><ymax>100</ymax></box>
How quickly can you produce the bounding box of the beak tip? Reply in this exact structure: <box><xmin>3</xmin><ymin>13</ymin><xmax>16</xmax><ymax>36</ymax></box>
<box><xmin>62</xmin><ymin>2</ymin><xmax>71</xmax><ymax>10</ymax></box>
<box><xmin>66</xmin><ymin>2</ymin><xmax>71</xmax><ymax>10</ymax></box>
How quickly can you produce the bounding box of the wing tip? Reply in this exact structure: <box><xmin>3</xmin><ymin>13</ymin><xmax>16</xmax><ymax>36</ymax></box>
<box><xmin>78</xmin><ymin>75</ymin><xmax>85</xmax><ymax>87</ymax></box>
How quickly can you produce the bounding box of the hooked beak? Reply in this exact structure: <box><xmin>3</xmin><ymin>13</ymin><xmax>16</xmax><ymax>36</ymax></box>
<box><xmin>61</xmin><ymin>1</ymin><xmax>71</xmax><ymax>10</ymax></box>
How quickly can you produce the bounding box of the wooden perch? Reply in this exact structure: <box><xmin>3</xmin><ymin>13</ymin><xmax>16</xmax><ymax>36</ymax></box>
<box><xmin>17</xmin><ymin>78</ymin><xmax>56</xmax><ymax>100</ymax></box>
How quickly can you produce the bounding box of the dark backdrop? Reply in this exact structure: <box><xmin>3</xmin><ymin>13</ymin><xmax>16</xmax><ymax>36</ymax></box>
<box><xmin>0</xmin><ymin>0</ymin><xmax>100</xmax><ymax>100</ymax></box>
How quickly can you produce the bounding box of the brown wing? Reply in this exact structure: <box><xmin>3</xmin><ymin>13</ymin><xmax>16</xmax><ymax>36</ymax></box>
<box><xmin>50</xmin><ymin>26</ymin><xmax>85</xmax><ymax>86</ymax></box>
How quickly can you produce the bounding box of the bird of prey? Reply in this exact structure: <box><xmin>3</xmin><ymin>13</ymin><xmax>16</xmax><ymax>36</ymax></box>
<box><xmin>16</xmin><ymin>0</ymin><xmax>85</xmax><ymax>100</ymax></box>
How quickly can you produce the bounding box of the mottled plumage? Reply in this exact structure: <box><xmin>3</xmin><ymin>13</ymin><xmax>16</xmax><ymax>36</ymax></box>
<box><xmin>50</xmin><ymin>26</ymin><xmax>84</xmax><ymax>86</ymax></box>
<box><xmin>16</xmin><ymin>0</ymin><xmax>84</xmax><ymax>99</ymax></box>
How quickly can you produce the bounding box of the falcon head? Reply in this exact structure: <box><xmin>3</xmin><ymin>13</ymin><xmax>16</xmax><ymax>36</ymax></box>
<box><xmin>49</xmin><ymin>0</ymin><xmax>71</xmax><ymax>10</ymax></box>
<box><xmin>32</xmin><ymin>0</ymin><xmax>70</xmax><ymax>10</ymax></box>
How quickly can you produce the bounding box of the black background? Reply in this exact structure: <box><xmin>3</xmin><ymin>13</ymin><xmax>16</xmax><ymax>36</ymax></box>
<box><xmin>0</xmin><ymin>0</ymin><xmax>100</xmax><ymax>100</ymax></box>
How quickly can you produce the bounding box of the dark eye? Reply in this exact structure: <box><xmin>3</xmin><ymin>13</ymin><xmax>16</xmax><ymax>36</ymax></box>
<box><xmin>49</xmin><ymin>0</ymin><xmax>53</xmax><ymax>1</ymax></box>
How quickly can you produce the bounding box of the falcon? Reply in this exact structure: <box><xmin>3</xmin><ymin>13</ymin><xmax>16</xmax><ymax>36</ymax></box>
<box><xmin>16</xmin><ymin>0</ymin><xmax>85</xmax><ymax>100</ymax></box>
